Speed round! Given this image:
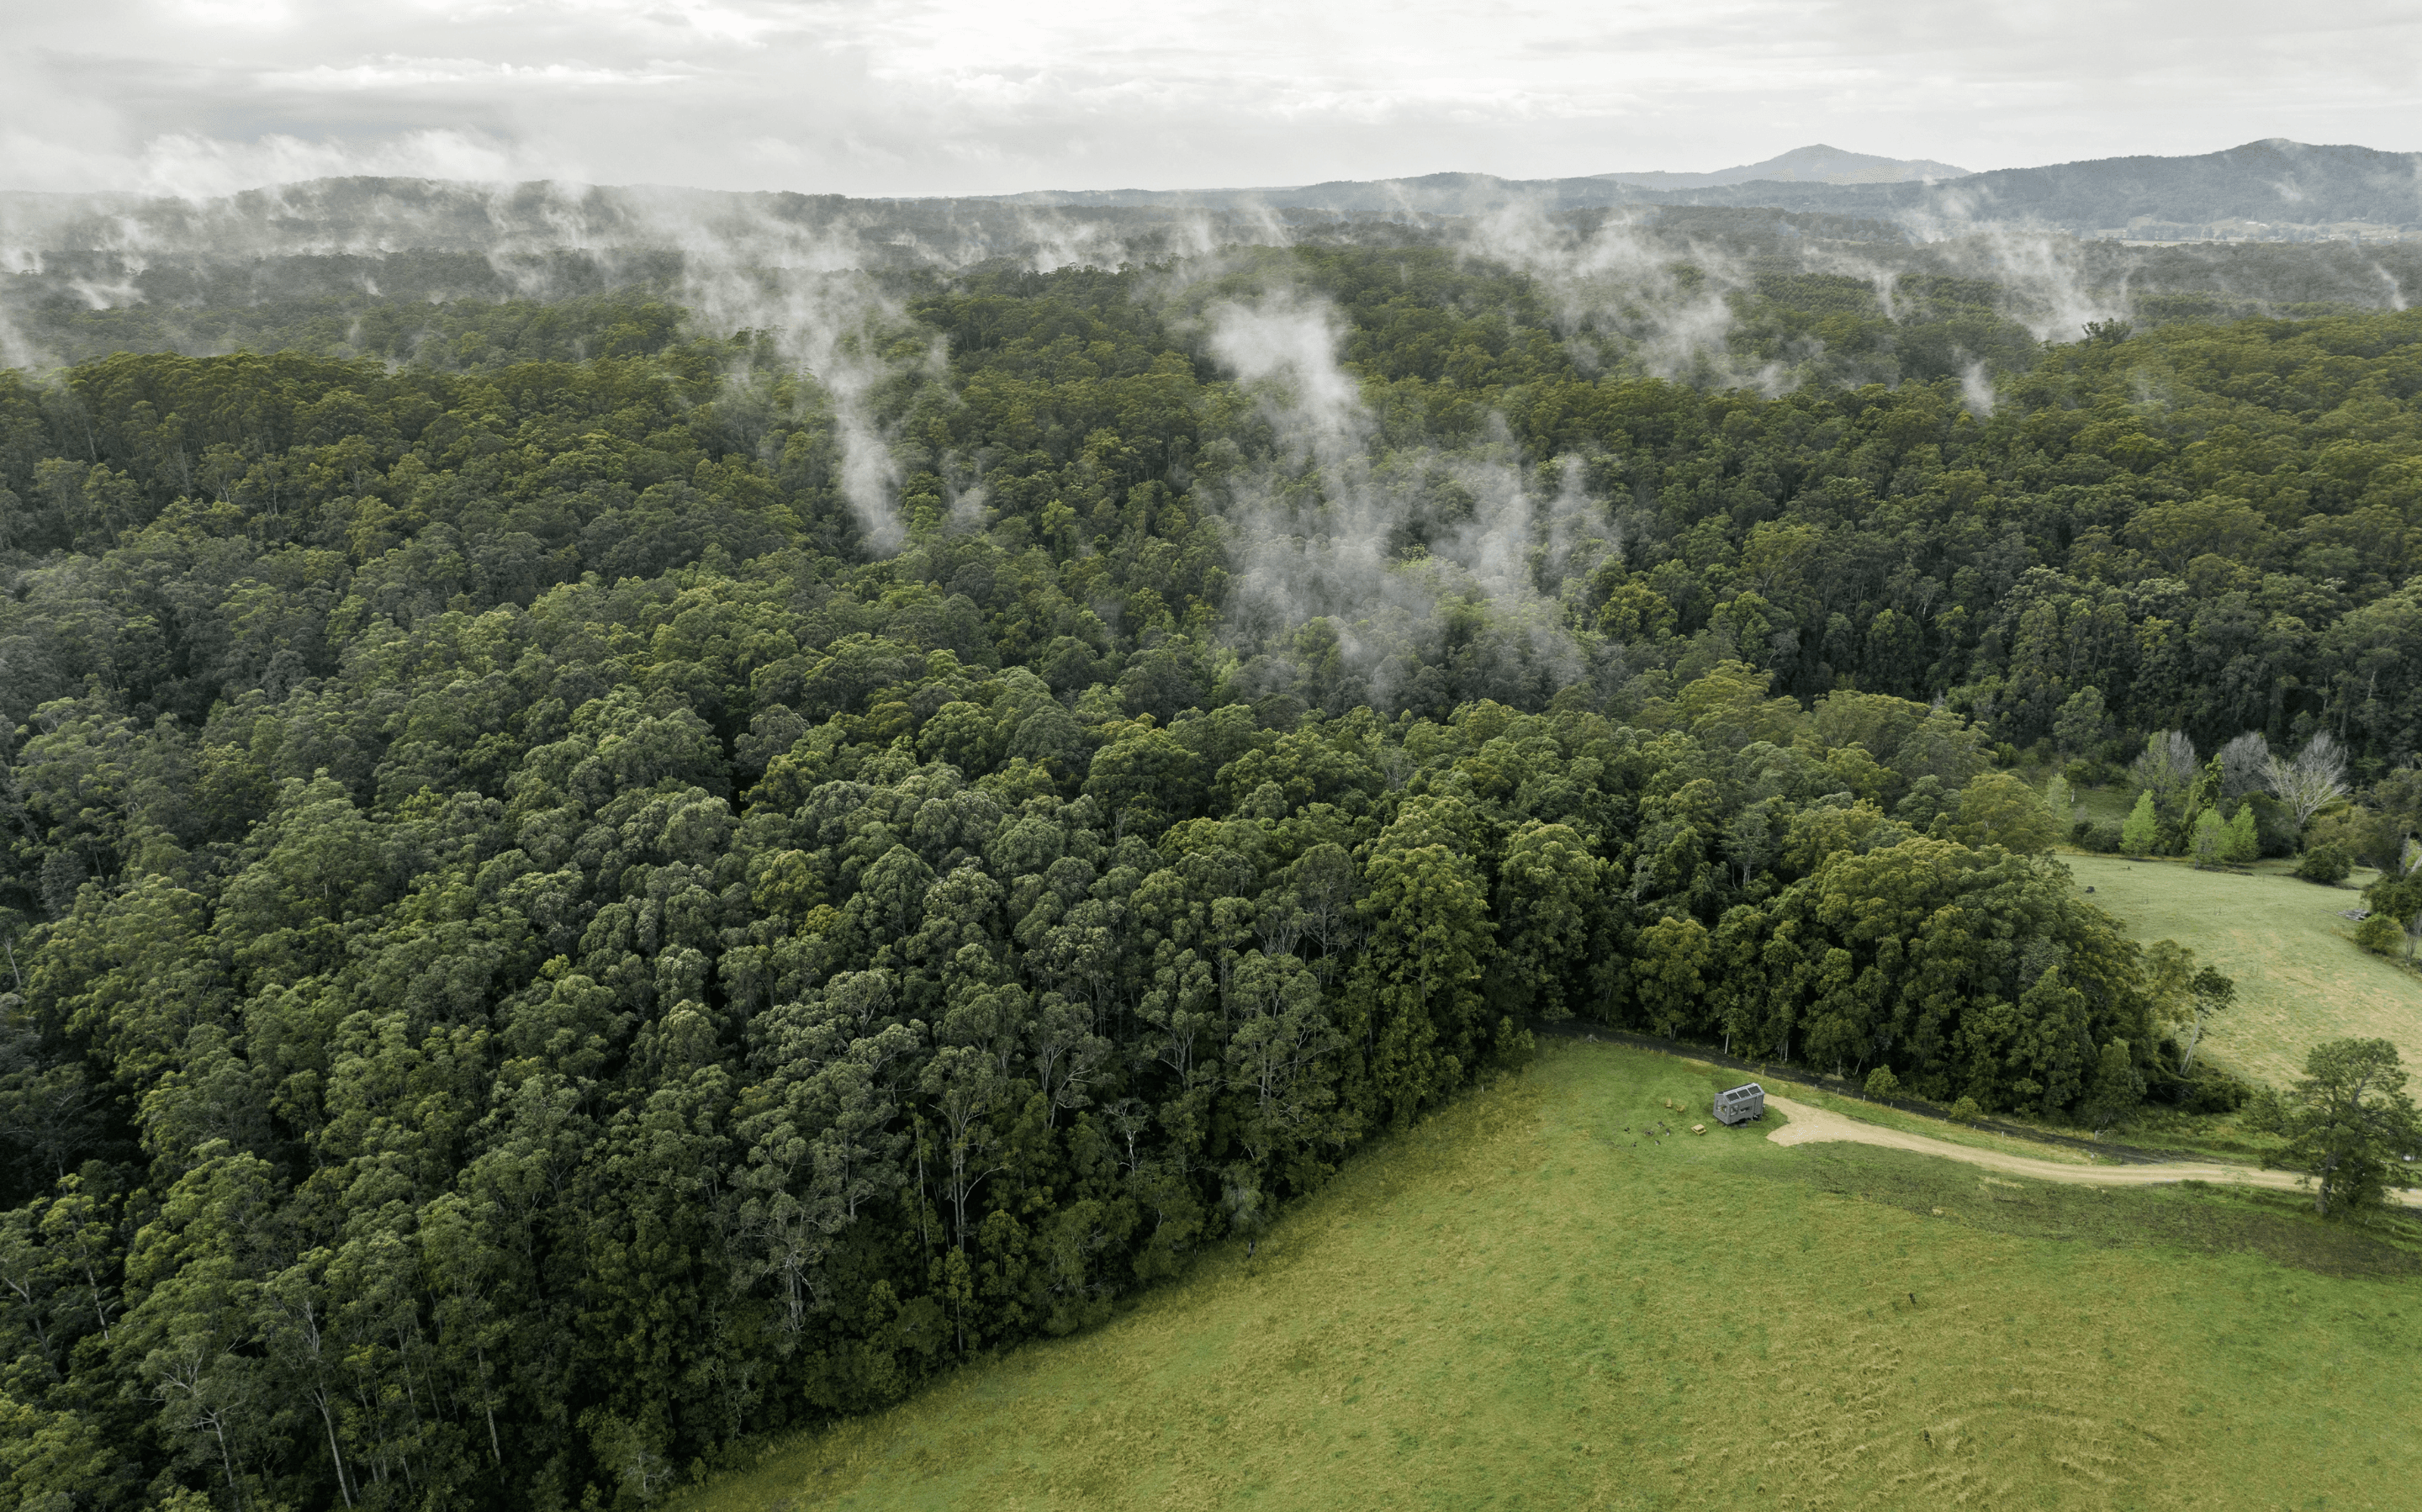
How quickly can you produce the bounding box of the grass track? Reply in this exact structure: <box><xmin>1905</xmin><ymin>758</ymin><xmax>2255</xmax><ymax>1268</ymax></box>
<box><xmin>2065</xmin><ymin>853</ymin><xmax>2422</xmax><ymax>1086</ymax></box>
<box><xmin>683</xmin><ymin>1042</ymin><xmax>2422</xmax><ymax>1512</ymax></box>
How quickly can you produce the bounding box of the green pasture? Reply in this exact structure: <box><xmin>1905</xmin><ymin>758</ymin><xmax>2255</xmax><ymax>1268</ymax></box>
<box><xmin>682</xmin><ymin>1042</ymin><xmax>2422</xmax><ymax>1512</ymax></box>
<box><xmin>2066</xmin><ymin>781</ymin><xmax>2135</xmax><ymax>828</ymax></box>
<box><xmin>2065</xmin><ymin>853</ymin><xmax>2422</xmax><ymax>1087</ymax></box>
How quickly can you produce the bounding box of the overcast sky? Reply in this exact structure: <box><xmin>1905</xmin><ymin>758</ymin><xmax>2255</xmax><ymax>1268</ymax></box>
<box><xmin>4</xmin><ymin>0</ymin><xmax>2418</xmax><ymax>198</ymax></box>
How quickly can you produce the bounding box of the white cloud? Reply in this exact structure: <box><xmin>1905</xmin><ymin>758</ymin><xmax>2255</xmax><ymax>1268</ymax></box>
<box><xmin>256</xmin><ymin>57</ymin><xmax>699</xmax><ymax>93</ymax></box>
<box><xmin>126</xmin><ymin>129</ymin><xmax>529</xmax><ymax>198</ymax></box>
<box><xmin>2</xmin><ymin>0</ymin><xmax>2417</xmax><ymax>197</ymax></box>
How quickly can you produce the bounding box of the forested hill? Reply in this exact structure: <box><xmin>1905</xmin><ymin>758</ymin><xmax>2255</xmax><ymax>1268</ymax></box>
<box><xmin>12</xmin><ymin>174</ymin><xmax>2422</xmax><ymax>390</ymax></box>
<box><xmin>992</xmin><ymin>140</ymin><xmax>2422</xmax><ymax>237</ymax></box>
<box><xmin>8</xmin><ymin>140</ymin><xmax>2419</xmax><ymax>299</ymax></box>
<box><xmin>1650</xmin><ymin>139</ymin><xmax>2422</xmax><ymax>237</ymax></box>
<box><xmin>1592</xmin><ymin>143</ymin><xmax>1973</xmax><ymax>188</ymax></box>
<box><xmin>3</xmin><ymin>247</ymin><xmax>2421</xmax><ymax>1509</ymax></box>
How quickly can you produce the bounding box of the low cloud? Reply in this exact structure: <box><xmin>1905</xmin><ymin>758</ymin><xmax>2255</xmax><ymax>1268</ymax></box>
<box><xmin>1200</xmin><ymin>286</ymin><xmax>1618</xmax><ymax>710</ymax></box>
<box><xmin>126</xmin><ymin>130</ymin><xmax>531</xmax><ymax>200</ymax></box>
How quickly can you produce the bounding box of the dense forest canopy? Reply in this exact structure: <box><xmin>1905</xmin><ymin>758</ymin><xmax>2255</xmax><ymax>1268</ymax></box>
<box><xmin>3</xmin><ymin>234</ymin><xmax>2420</xmax><ymax>1509</ymax></box>
<box><xmin>9</xmin><ymin>187</ymin><xmax>2420</xmax><ymax>373</ymax></box>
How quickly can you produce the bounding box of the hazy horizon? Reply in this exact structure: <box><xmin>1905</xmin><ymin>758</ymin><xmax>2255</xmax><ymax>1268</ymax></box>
<box><xmin>5</xmin><ymin>1</ymin><xmax>2418</xmax><ymax>202</ymax></box>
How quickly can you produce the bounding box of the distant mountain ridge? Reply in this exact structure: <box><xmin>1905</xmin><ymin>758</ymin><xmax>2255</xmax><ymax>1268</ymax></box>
<box><xmin>1594</xmin><ymin>144</ymin><xmax>1970</xmax><ymax>188</ymax></box>
<box><xmin>2</xmin><ymin>141</ymin><xmax>2414</xmax><ymax>260</ymax></box>
<box><xmin>991</xmin><ymin>140</ymin><xmax>2422</xmax><ymax>239</ymax></box>
<box><xmin>1628</xmin><ymin>139</ymin><xmax>2422</xmax><ymax>236</ymax></box>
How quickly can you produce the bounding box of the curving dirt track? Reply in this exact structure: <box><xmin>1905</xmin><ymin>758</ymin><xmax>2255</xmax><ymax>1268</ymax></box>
<box><xmin>1762</xmin><ymin>1094</ymin><xmax>2422</xmax><ymax>1209</ymax></box>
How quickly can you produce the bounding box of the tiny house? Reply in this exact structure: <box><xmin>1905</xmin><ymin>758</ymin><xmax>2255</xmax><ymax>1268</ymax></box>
<box><xmin>1712</xmin><ymin>1083</ymin><xmax>1765</xmax><ymax>1125</ymax></box>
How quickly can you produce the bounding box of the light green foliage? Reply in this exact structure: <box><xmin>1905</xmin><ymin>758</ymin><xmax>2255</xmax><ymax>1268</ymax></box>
<box><xmin>2356</xmin><ymin>912</ymin><xmax>2406</xmax><ymax>957</ymax></box>
<box><xmin>2121</xmin><ymin>790</ymin><xmax>2160</xmax><ymax>855</ymax></box>
<box><xmin>2044</xmin><ymin>772</ymin><xmax>2074</xmax><ymax>834</ymax></box>
<box><xmin>2222</xmin><ymin>804</ymin><xmax>2261</xmax><ymax>864</ymax></box>
<box><xmin>1955</xmin><ymin>769</ymin><xmax>2060</xmax><ymax>853</ymax></box>
<box><xmin>1081</xmin><ymin>726</ymin><xmax>1204</xmax><ymax>839</ymax></box>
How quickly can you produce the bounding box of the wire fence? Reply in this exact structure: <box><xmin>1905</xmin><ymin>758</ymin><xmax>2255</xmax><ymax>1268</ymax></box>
<box><xmin>1529</xmin><ymin>1017</ymin><xmax>2201</xmax><ymax>1166</ymax></box>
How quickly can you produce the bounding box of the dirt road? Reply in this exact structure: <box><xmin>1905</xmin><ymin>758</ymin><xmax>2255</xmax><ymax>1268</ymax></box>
<box><xmin>1762</xmin><ymin>1094</ymin><xmax>2422</xmax><ymax>1209</ymax></box>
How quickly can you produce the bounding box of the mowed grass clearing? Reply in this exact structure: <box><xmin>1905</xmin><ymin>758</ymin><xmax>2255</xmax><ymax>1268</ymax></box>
<box><xmin>2065</xmin><ymin>853</ymin><xmax>2422</xmax><ymax>1086</ymax></box>
<box><xmin>681</xmin><ymin>1042</ymin><xmax>2422</xmax><ymax>1512</ymax></box>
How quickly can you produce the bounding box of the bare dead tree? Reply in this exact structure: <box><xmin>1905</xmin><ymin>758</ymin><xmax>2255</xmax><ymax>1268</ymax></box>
<box><xmin>2218</xmin><ymin>731</ymin><xmax>2271</xmax><ymax>800</ymax></box>
<box><xmin>2130</xmin><ymin>730</ymin><xmax>2199</xmax><ymax>804</ymax></box>
<box><xmin>2263</xmin><ymin>732</ymin><xmax>2349</xmax><ymax>832</ymax></box>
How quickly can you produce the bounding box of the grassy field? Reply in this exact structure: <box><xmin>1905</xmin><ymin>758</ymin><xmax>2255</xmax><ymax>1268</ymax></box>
<box><xmin>2065</xmin><ymin>853</ymin><xmax>2422</xmax><ymax>1087</ymax></box>
<box><xmin>681</xmin><ymin>1042</ymin><xmax>2422</xmax><ymax>1512</ymax></box>
<box><xmin>2067</xmin><ymin>781</ymin><xmax>2135</xmax><ymax>828</ymax></box>
<box><xmin>1718</xmin><ymin>1063</ymin><xmax>2105</xmax><ymax>1166</ymax></box>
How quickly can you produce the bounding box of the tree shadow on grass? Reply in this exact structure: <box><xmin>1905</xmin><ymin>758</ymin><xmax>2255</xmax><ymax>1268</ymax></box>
<box><xmin>1762</xmin><ymin>1143</ymin><xmax>2422</xmax><ymax>1281</ymax></box>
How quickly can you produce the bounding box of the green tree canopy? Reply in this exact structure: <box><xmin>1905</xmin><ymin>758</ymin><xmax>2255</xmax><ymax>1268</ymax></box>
<box><xmin>2265</xmin><ymin>1039</ymin><xmax>2420</xmax><ymax>1219</ymax></box>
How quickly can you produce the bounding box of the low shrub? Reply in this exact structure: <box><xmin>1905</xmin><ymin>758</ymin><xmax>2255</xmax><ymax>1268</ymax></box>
<box><xmin>2150</xmin><ymin>1058</ymin><xmax>2253</xmax><ymax>1113</ymax></box>
<box><xmin>2354</xmin><ymin>912</ymin><xmax>2404</xmax><ymax>956</ymax></box>
<box><xmin>2296</xmin><ymin>843</ymin><xmax>2352</xmax><ymax>885</ymax></box>
<box><xmin>2072</xmin><ymin>820</ymin><xmax>2124</xmax><ymax>854</ymax></box>
<box><xmin>2181</xmin><ymin>1064</ymin><xmax>2252</xmax><ymax>1114</ymax></box>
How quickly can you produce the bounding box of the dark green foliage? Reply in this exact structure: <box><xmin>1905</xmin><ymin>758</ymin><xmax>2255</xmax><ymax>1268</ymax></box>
<box><xmin>2082</xmin><ymin>1038</ymin><xmax>2147</xmax><ymax>1131</ymax></box>
<box><xmin>2152</xmin><ymin>1060</ymin><xmax>2253</xmax><ymax>1115</ymax></box>
<box><xmin>2261</xmin><ymin>1039</ymin><xmax>2421</xmax><ymax>1219</ymax></box>
<box><xmin>2296</xmin><ymin>843</ymin><xmax>2353</xmax><ymax>885</ymax></box>
<box><xmin>2076</xmin><ymin>820</ymin><xmax>2125</xmax><ymax>854</ymax></box>
<box><xmin>3</xmin><ymin>254</ymin><xmax>2419</xmax><ymax>1510</ymax></box>
<box><xmin>2362</xmin><ymin>864</ymin><xmax>2422</xmax><ymax>945</ymax></box>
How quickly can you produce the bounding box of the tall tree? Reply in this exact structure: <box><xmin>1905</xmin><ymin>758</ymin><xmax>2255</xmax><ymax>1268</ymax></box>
<box><xmin>2130</xmin><ymin>732</ymin><xmax>2200</xmax><ymax>810</ymax></box>
<box><xmin>1352</xmin><ymin>800</ymin><xmax>1495</xmax><ymax>1128</ymax></box>
<box><xmin>2175</xmin><ymin>965</ymin><xmax>2235</xmax><ymax>1076</ymax></box>
<box><xmin>2120</xmin><ymin>791</ymin><xmax>2160</xmax><ymax>856</ymax></box>
<box><xmin>2264</xmin><ymin>732</ymin><xmax>2350</xmax><ymax>833</ymax></box>
<box><xmin>2265</xmin><ymin>1039</ymin><xmax>2420</xmax><ymax>1219</ymax></box>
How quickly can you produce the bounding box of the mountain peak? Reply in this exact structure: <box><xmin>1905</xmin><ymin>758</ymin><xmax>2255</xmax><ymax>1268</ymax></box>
<box><xmin>1594</xmin><ymin>145</ymin><xmax>1971</xmax><ymax>189</ymax></box>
